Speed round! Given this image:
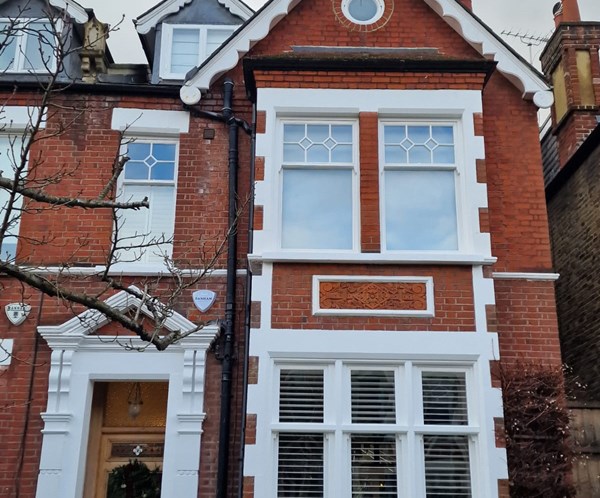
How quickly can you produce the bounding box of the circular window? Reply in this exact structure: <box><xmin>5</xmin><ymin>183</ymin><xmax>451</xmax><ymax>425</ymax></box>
<box><xmin>341</xmin><ymin>0</ymin><xmax>385</xmax><ymax>24</ymax></box>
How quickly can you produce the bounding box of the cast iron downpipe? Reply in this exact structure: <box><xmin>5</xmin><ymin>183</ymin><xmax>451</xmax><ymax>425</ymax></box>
<box><xmin>184</xmin><ymin>78</ymin><xmax>251</xmax><ymax>498</ymax></box>
<box><xmin>216</xmin><ymin>78</ymin><xmax>238</xmax><ymax>498</ymax></box>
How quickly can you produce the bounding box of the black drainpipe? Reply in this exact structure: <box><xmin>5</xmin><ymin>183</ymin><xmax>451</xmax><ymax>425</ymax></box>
<box><xmin>184</xmin><ymin>78</ymin><xmax>251</xmax><ymax>498</ymax></box>
<box><xmin>216</xmin><ymin>78</ymin><xmax>238</xmax><ymax>498</ymax></box>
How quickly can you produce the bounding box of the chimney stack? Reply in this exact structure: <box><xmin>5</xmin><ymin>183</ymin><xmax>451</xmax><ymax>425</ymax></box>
<box><xmin>542</xmin><ymin>0</ymin><xmax>600</xmax><ymax>172</ymax></box>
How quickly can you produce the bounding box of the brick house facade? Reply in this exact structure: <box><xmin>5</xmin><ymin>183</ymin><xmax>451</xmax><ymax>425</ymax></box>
<box><xmin>0</xmin><ymin>0</ymin><xmax>568</xmax><ymax>497</ymax></box>
<box><xmin>541</xmin><ymin>1</ymin><xmax>600</xmax><ymax>494</ymax></box>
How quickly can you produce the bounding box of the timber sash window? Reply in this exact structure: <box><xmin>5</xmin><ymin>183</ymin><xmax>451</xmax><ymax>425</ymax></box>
<box><xmin>117</xmin><ymin>140</ymin><xmax>177</xmax><ymax>264</ymax></box>
<box><xmin>0</xmin><ymin>19</ymin><xmax>57</xmax><ymax>72</ymax></box>
<box><xmin>274</xmin><ymin>363</ymin><xmax>474</xmax><ymax>497</ymax></box>
<box><xmin>280</xmin><ymin>121</ymin><xmax>357</xmax><ymax>250</ymax></box>
<box><xmin>381</xmin><ymin>123</ymin><xmax>459</xmax><ymax>251</ymax></box>
<box><xmin>161</xmin><ymin>24</ymin><xmax>238</xmax><ymax>80</ymax></box>
<box><xmin>0</xmin><ymin>134</ymin><xmax>24</xmax><ymax>260</ymax></box>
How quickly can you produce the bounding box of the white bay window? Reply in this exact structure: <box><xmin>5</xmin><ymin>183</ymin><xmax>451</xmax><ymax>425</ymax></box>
<box><xmin>280</xmin><ymin>121</ymin><xmax>357</xmax><ymax>250</ymax></box>
<box><xmin>274</xmin><ymin>363</ymin><xmax>475</xmax><ymax>497</ymax></box>
<box><xmin>117</xmin><ymin>140</ymin><xmax>177</xmax><ymax>265</ymax></box>
<box><xmin>381</xmin><ymin>123</ymin><xmax>459</xmax><ymax>252</ymax></box>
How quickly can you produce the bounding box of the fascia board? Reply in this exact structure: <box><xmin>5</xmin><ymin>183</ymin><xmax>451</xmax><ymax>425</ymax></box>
<box><xmin>180</xmin><ymin>0</ymin><xmax>300</xmax><ymax>104</ymax></box>
<box><xmin>181</xmin><ymin>0</ymin><xmax>553</xmax><ymax>108</ymax></box>
<box><xmin>136</xmin><ymin>0</ymin><xmax>194</xmax><ymax>34</ymax></box>
<box><xmin>218</xmin><ymin>0</ymin><xmax>254</xmax><ymax>20</ymax></box>
<box><xmin>136</xmin><ymin>0</ymin><xmax>252</xmax><ymax>35</ymax></box>
<box><xmin>0</xmin><ymin>0</ymin><xmax>89</xmax><ymax>23</ymax></box>
<box><xmin>50</xmin><ymin>0</ymin><xmax>88</xmax><ymax>24</ymax></box>
<box><xmin>422</xmin><ymin>0</ymin><xmax>553</xmax><ymax>106</ymax></box>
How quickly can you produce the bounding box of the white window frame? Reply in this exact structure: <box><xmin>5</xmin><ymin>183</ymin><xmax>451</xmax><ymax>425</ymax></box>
<box><xmin>277</xmin><ymin>118</ymin><xmax>360</xmax><ymax>252</ymax></box>
<box><xmin>253</xmin><ymin>89</ymin><xmax>492</xmax><ymax>265</ymax></box>
<box><xmin>115</xmin><ymin>137</ymin><xmax>179</xmax><ymax>265</ymax></box>
<box><xmin>271</xmin><ymin>360</ymin><xmax>480</xmax><ymax>498</ymax></box>
<box><xmin>379</xmin><ymin>119</ymin><xmax>466</xmax><ymax>254</ymax></box>
<box><xmin>0</xmin><ymin>18</ymin><xmax>59</xmax><ymax>73</ymax></box>
<box><xmin>341</xmin><ymin>0</ymin><xmax>386</xmax><ymax>25</ymax></box>
<box><xmin>160</xmin><ymin>23</ymin><xmax>238</xmax><ymax>80</ymax></box>
<box><xmin>0</xmin><ymin>107</ymin><xmax>44</xmax><ymax>261</ymax></box>
<box><xmin>0</xmin><ymin>132</ymin><xmax>26</xmax><ymax>261</ymax></box>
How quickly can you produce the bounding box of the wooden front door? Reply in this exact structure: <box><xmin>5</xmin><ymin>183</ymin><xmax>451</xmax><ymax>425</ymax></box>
<box><xmin>84</xmin><ymin>382</ymin><xmax>169</xmax><ymax>498</ymax></box>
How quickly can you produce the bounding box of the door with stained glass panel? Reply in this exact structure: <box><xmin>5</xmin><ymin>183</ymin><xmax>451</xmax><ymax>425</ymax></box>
<box><xmin>83</xmin><ymin>382</ymin><xmax>168</xmax><ymax>498</ymax></box>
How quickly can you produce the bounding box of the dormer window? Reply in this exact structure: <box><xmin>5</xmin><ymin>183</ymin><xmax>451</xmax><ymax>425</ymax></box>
<box><xmin>0</xmin><ymin>19</ymin><xmax>57</xmax><ymax>73</ymax></box>
<box><xmin>160</xmin><ymin>24</ymin><xmax>238</xmax><ymax>80</ymax></box>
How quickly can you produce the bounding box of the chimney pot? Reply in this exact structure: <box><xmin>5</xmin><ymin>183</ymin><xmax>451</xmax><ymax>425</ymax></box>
<box><xmin>563</xmin><ymin>0</ymin><xmax>582</xmax><ymax>21</ymax></box>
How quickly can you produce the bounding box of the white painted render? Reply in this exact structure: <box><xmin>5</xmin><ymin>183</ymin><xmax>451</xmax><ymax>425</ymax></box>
<box><xmin>35</xmin><ymin>288</ymin><xmax>219</xmax><ymax>498</ymax></box>
<box><xmin>244</xmin><ymin>85</ymin><xmax>507</xmax><ymax>496</ymax></box>
<box><xmin>111</xmin><ymin>107</ymin><xmax>190</xmax><ymax>135</ymax></box>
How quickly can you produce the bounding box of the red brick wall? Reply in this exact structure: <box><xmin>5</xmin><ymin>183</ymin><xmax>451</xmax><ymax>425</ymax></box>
<box><xmin>0</xmin><ymin>83</ymin><xmax>252</xmax><ymax>498</ymax></box>
<box><xmin>482</xmin><ymin>73</ymin><xmax>554</xmax><ymax>273</ymax></box>
<box><xmin>0</xmin><ymin>84</ymin><xmax>252</xmax><ymax>268</ymax></box>
<box><xmin>359</xmin><ymin>112</ymin><xmax>380</xmax><ymax>253</ymax></box>
<box><xmin>252</xmin><ymin>70</ymin><xmax>487</xmax><ymax>90</ymax></box>
<box><xmin>493</xmin><ymin>279</ymin><xmax>562</xmax><ymax>364</ymax></box>
<box><xmin>248</xmin><ymin>0</ymin><xmax>481</xmax><ymax>58</ymax></box>
<box><xmin>271</xmin><ymin>264</ymin><xmax>476</xmax><ymax>331</ymax></box>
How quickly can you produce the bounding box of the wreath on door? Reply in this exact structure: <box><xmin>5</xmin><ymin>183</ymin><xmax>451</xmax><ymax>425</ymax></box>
<box><xmin>106</xmin><ymin>459</ymin><xmax>162</xmax><ymax>498</ymax></box>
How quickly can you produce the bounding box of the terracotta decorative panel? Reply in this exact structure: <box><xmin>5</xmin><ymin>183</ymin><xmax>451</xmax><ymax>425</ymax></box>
<box><xmin>313</xmin><ymin>276</ymin><xmax>434</xmax><ymax>317</ymax></box>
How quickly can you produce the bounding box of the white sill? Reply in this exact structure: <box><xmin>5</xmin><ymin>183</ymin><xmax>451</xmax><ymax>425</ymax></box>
<box><xmin>249</xmin><ymin>251</ymin><xmax>497</xmax><ymax>265</ymax></box>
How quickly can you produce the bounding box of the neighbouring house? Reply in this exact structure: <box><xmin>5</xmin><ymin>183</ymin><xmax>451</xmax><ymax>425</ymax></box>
<box><xmin>541</xmin><ymin>0</ymin><xmax>600</xmax><ymax>495</ymax></box>
<box><xmin>0</xmin><ymin>0</ymin><xmax>253</xmax><ymax>497</ymax></box>
<box><xmin>0</xmin><ymin>0</ymin><xmax>573</xmax><ymax>498</ymax></box>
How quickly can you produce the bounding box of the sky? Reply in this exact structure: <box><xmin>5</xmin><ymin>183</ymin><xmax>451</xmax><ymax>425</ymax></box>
<box><xmin>80</xmin><ymin>0</ymin><xmax>600</xmax><ymax>65</ymax></box>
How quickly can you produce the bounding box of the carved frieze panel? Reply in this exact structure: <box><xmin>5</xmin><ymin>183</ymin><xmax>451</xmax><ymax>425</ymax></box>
<box><xmin>313</xmin><ymin>276</ymin><xmax>434</xmax><ymax>317</ymax></box>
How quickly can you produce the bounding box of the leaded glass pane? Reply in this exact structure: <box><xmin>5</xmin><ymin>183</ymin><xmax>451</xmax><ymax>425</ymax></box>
<box><xmin>383</xmin><ymin>124</ymin><xmax>455</xmax><ymax>165</ymax></box>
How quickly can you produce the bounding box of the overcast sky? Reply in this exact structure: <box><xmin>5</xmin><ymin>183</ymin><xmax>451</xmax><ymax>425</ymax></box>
<box><xmin>81</xmin><ymin>0</ymin><xmax>600</xmax><ymax>65</ymax></box>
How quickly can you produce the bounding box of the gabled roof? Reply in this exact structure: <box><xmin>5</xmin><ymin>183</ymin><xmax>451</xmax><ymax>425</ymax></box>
<box><xmin>135</xmin><ymin>0</ymin><xmax>254</xmax><ymax>35</ymax></box>
<box><xmin>0</xmin><ymin>0</ymin><xmax>89</xmax><ymax>24</ymax></box>
<box><xmin>179</xmin><ymin>0</ymin><xmax>553</xmax><ymax>109</ymax></box>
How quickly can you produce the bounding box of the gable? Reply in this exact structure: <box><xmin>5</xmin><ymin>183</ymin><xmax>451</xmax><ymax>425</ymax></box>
<box><xmin>37</xmin><ymin>286</ymin><xmax>214</xmax><ymax>347</ymax></box>
<box><xmin>180</xmin><ymin>0</ymin><xmax>552</xmax><ymax>109</ymax></box>
<box><xmin>0</xmin><ymin>0</ymin><xmax>88</xmax><ymax>23</ymax></box>
<box><xmin>247</xmin><ymin>0</ymin><xmax>480</xmax><ymax>59</ymax></box>
<box><xmin>136</xmin><ymin>0</ymin><xmax>253</xmax><ymax>35</ymax></box>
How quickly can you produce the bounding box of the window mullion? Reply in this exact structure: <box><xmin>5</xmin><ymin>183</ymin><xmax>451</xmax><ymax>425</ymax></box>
<box><xmin>14</xmin><ymin>26</ymin><xmax>25</xmax><ymax>71</ymax></box>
